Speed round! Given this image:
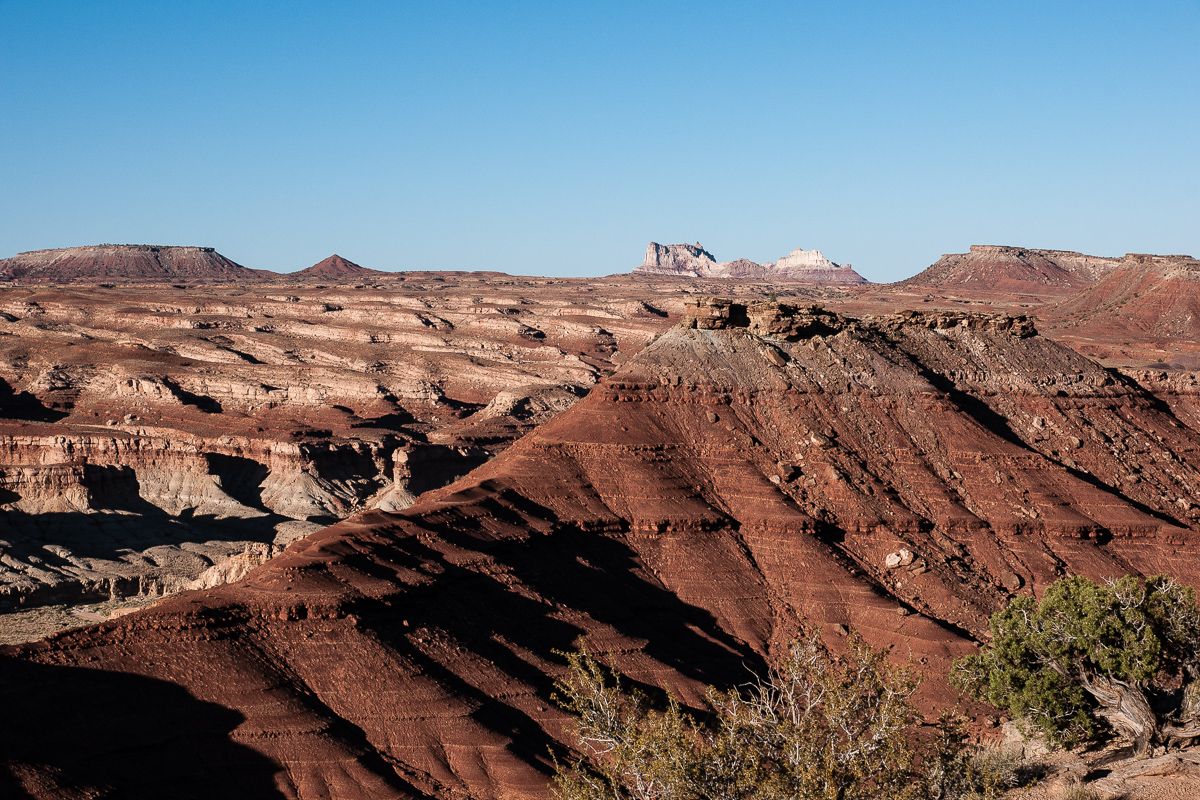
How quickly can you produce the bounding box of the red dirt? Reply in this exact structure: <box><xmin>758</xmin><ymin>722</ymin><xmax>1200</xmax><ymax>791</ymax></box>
<box><xmin>1042</xmin><ymin>253</ymin><xmax>1200</xmax><ymax>366</ymax></box>
<box><xmin>293</xmin><ymin>254</ymin><xmax>387</xmax><ymax>279</ymax></box>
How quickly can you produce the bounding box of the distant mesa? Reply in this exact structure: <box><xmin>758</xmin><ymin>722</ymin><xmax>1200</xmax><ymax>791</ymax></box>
<box><xmin>634</xmin><ymin>241</ymin><xmax>868</xmax><ymax>284</ymax></box>
<box><xmin>900</xmin><ymin>244</ymin><xmax>1122</xmax><ymax>294</ymax></box>
<box><xmin>0</xmin><ymin>244</ymin><xmax>269</xmax><ymax>284</ymax></box>
<box><xmin>292</xmin><ymin>254</ymin><xmax>387</xmax><ymax>279</ymax></box>
<box><xmin>1049</xmin><ymin>251</ymin><xmax>1200</xmax><ymax>341</ymax></box>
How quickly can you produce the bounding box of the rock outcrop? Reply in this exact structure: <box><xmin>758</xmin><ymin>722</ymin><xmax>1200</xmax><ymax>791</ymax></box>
<box><xmin>634</xmin><ymin>242</ymin><xmax>867</xmax><ymax>283</ymax></box>
<box><xmin>0</xmin><ymin>245</ymin><xmax>269</xmax><ymax>284</ymax></box>
<box><xmin>6</xmin><ymin>299</ymin><xmax>1200</xmax><ymax>799</ymax></box>
<box><xmin>636</xmin><ymin>242</ymin><xmax>719</xmax><ymax>276</ymax></box>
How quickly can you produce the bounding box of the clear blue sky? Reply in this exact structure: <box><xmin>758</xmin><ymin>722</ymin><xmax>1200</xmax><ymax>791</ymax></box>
<box><xmin>2</xmin><ymin>1</ymin><xmax>1197</xmax><ymax>281</ymax></box>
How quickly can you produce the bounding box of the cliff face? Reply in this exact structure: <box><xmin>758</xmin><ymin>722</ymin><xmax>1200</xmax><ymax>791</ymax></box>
<box><xmin>6</xmin><ymin>300</ymin><xmax>1200</xmax><ymax>799</ymax></box>
<box><xmin>636</xmin><ymin>242</ymin><xmax>719</xmax><ymax>276</ymax></box>
<box><xmin>634</xmin><ymin>243</ymin><xmax>868</xmax><ymax>283</ymax></box>
<box><xmin>0</xmin><ymin>245</ymin><xmax>269</xmax><ymax>284</ymax></box>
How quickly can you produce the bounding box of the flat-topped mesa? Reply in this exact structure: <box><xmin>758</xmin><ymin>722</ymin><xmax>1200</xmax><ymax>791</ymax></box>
<box><xmin>635</xmin><ymin>242</ymin><xmax>868</xmax><ymax>283</ymax></box>
<box><xmin>1124</xmin><ymin>252</ymin><xmax>1199</xmax><ymax>266</ymax></box>
<box><xmin>0</xmin><ymin>244</ymin><xmax>269</xmax><ymax>284</ymax></box>
<box><xmin>1047</xmin><ymin>252</ymin><xmax>1200</xmax><ymax>347</ymax></box>
<box><xmin>902</xmin><ymin>245</ymin><xmax>1121</xmax><ymax>293</ymax></box>
<box><xmin>683</xmin><ymin>297</ymin><xmax>1036</xmax><ymax>340</ymax></box>
<box><xmin>773</xmin><ymin>247</ymin><xmax>840</xmax><ymax>272</ymax></box>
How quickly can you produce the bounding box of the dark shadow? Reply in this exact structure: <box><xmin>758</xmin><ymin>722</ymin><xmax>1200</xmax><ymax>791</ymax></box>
<box><xmin>370</xmin><ymin>493</ymin><xmax>766</xmax><ymax>690</ymax></box>
<box><xmin>441</xmin><ymin>397</ymin><xmax>486</xmax><ymax>416</ymax></box>
<box><xmin>227</xmin><ymin>349</ymin><xmax>265</xmax><ymax>365</ymax></box>
<box><xmin>284</xmin><ymin>486</ymin><xmax>777</xmax><ymax>779</ymax></box>
<box><xmin>403</xmin><ymin>447</ymin><xmax>493</xmax><ymax>496</ymax></box>
<box><xmin>0</xmin><ymin>378</ymin><xmax>68</xmax><ymax>422</ymax></box>
<box><xmin>0</xmin><ymin>658</ymin><xmax>286</xmax><ymax>799</ymax></box>
<box><xmin>0</xmin><ymin>487</ymin><xmax>294</xmax><ymax>606</ymax></box>
<box><xmin>205</xmin><ymin>454</ymin><xmax>270</xmax><ymax>509</ymax></box>
<box><xmin>352</xmin><ymin>411</ymin><xmax>416</xmax><ymax>432</ymax></box>
<box><xmin>917</xmin><ymin>367</ymin><xmax>1028</xmax><ymax>450</ymax></box>
<box><xmin>162</xmin><ymin>378</ymin><xmax>223</xmax><ymax>413</ymax></box>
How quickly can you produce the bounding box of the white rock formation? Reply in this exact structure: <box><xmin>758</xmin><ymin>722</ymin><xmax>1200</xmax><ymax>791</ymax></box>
<box><xmin>773</xmin><ymin>248</ymin><xmax>839</xmax><ymax>271</ymax></box>
<box><xmin>634</xmin><ymin>242</ymin><xmax>867</xmax><ymax>284</ymax></box>
<box><xmin>637</xmin><ymin>242</ymin><xmax>719</xmax><ymax>277</ymax></box>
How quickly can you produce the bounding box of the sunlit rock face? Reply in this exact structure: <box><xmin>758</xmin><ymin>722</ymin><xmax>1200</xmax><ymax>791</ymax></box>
<box><xmin>635</xmin><ymin>242</ymin><xmax>867</xmax><ymax>283</ymax></box>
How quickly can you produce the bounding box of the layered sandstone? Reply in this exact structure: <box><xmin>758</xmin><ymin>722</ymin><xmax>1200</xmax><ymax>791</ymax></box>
<box><xmin>6</xmin><ymin>300</ymin><xmax>1200</xmax><ymax>799</ymax></box>
<box><xmin>0</xmin><ymin>275</ymin><xmax>706</xmax><ymax>613</ymax></box>
<box><xmin>1044</xmin><ymin>252</ymin><xmax>1200</xmax><ymax>363</ymax></box>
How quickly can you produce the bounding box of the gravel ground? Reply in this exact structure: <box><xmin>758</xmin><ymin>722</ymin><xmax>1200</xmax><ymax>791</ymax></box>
<box><xmin>0</xmin><ymin>595</ymin><xmax>162</xmax><ymax>646</ymax></box>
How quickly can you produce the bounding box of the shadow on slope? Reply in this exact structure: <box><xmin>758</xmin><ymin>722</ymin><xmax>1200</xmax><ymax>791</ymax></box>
<box><xmin>0</xmin><ymin>378</ymin><xmax>69</xmax><ymax>422</ymax></box>
<box><xmin>0</xmin><ymin>657</ymin><xmax>286</xmax><ymax>799</ymax></box>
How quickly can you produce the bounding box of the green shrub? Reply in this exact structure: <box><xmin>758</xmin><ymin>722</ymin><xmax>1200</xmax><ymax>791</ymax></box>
<box><xmin>952</xmin><ymin>574</ymin><xmax>1200</xmax><ymax>755</ymax></box>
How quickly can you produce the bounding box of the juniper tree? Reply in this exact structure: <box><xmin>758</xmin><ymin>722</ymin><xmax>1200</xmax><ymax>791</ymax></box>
<box><xmin>952</xmin><ymin>574</ymin><xmax>1200</xmax><ymax>756</ymax></box>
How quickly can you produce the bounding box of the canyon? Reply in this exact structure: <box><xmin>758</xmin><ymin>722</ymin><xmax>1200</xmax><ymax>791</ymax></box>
<box><xmin>1</xmin><ymin>241</ymin><xmax>1199</xmax><ymax>798</ymax></box>
<box><xmin>0</xmin><ymin>273</ymin><xmax>695</xmax><ymax>617</ymax></box>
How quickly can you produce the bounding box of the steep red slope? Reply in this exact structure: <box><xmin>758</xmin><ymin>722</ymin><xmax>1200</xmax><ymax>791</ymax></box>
<box><xmin>0</xmin><ymin>244</ymin><xmax>270</xmax><ymax>284</ymax></box>
<box><xmin>1045</xmin><ymin>253</ymin><xmax>1200</xmax><ymax>361</ymax></box>
<box><xmin>5</xmin><ymin>300</ymin><xmax>1200</xmax><ymax>799</ymax></box>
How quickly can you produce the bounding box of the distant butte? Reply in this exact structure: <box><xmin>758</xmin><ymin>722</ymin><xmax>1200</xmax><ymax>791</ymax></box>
<box><xmin>0</xmin><ymin>244</ymin><xmax>271</xmax><ymax>284</ymax></box>
<box><xmin>293</xmin><ymin>254</ymin><xmax>388</xmax><ymax>279</ymax></box>
<box><xmin>633</xmin><ymin>242</ymin><xmax>868</xmax><ymax>284</ymax></box>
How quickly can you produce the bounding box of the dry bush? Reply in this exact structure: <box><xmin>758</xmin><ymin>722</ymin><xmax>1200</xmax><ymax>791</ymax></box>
<box><xmin>553</xmin><ymin>631</ymin><xmax>1030</xmax><ymax>800</ymax></box>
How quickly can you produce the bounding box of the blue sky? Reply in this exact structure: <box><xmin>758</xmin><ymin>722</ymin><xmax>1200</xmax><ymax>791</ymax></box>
<box><xmin>1</xmin><ymin>1</ymin><xmax>1197</xmax><ymax>281</ymax></box>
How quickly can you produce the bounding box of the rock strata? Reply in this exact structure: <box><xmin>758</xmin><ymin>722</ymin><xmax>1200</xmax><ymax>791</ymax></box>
<box><xmin>6</xmin><ymin>298</ymin><xmax>1200</xmax><ymax>799</ymax></box>
<box><xmin>0</xmin><ymin>275</ymin><xmax>689</xmax><ymax>614</ymax></box>
<box><xmin>1046</xmin><ymin>252</ymin><xmax>1200</xmax><ymax>361</ymax></box>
